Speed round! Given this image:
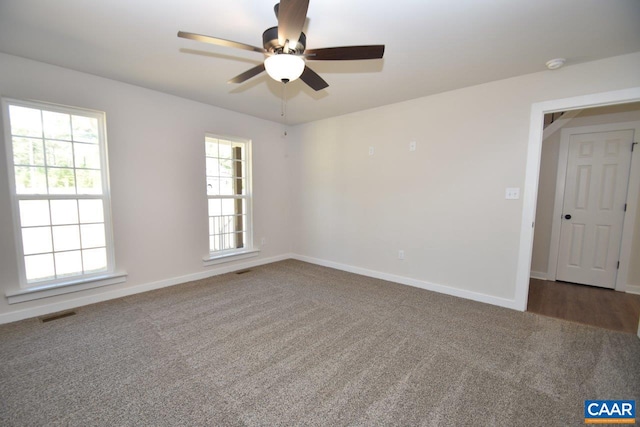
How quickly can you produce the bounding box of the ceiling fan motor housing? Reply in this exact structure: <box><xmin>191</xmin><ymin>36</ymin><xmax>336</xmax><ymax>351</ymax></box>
<box><xmin>262</xmin><ymin>26</ymin><xmax>306</xmax><ymax>54</ymax></box>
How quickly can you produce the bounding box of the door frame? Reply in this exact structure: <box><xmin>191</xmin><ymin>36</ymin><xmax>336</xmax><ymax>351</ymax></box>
<box><xmin>514</xmin><ymin>86</ymin><xmax>640</xmax><ymax>311</ymax></box>
<box><xmin>546</xmin><ymin>121</ymin><xmax>640</xmax><ymax>290</ymax></box>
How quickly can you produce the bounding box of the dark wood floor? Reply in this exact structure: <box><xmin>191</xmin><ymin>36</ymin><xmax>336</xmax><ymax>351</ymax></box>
<box><xmin>527</xmin><ymin>279</ymin><xmax>640</xmax><ymax>334</ymax></box>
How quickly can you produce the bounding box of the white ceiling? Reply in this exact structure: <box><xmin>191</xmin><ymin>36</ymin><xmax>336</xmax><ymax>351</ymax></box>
<box><xmin>1</xmin><ymin>0</ymin><xmax>639</xmax><ymax>125</ymax></box>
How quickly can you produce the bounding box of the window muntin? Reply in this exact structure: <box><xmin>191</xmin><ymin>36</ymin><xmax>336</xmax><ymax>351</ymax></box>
<box><xmin>3</xmin><ymin>99</ymin><xmax>114</xmax><ymax>286</ymax></box>
<box><xmin>205</xmin><ymin>135</ymin><xmax>252</xmax><ymax>254</ymax></box>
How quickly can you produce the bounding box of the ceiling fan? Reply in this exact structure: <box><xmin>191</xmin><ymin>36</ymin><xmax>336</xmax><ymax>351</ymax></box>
<box><xmin>178</xmin><ymin>0</ymin><xmax>385</xmax><ymax>91</ymax></box>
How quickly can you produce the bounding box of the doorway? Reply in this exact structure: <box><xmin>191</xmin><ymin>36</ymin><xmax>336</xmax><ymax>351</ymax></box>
<box><xmin>548</xmin><ymin>122</ymin><xmax>637</xmax><ymax>289</ymax></box>
<box><xmin>517</xmin><ymin>90</ymin><xmax>640</xmax><ymax>332</ymax></box>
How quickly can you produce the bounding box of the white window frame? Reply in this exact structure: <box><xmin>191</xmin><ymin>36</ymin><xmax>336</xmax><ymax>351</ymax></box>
<box><xmin>2</xmin><ymin>98</ymin><xmax>121</xmax><ymax>294</ymax></box>
<box><xmin>203</xmin><ymin>134</ymin><xmax>257</xmax><ymax>265</ymax></box>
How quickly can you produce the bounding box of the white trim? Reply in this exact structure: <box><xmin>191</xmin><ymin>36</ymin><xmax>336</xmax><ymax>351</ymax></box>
<box><xmin>542</xmin><ymin>109</ymin><xmax>582</xmax><ymax>141</ymax></box>
<box><xmin>1</xmin><ymin>97</ymin><xmax>116</xmax><ymax>288</ymax></box>
<box><xmin>203</xmin><ymin>248</ymin><xmax>260</xmax><ymax>266</ymax></box>
<box><xmin>0</xmin><ymin>253</ymin><xmax>292</xmax><ymax>325</ymax></box>
<box><xmin>6</xmin><ymin>273</ymin><xmax>127</xmax><ymax>304</ymax></box>
<box><xmin>292</xmin><ymin>254</ymin><xmax>521</xmax><ymax>310</ymax></box>
<box><xmin>516</xmin><ymin>87</ymin><xmax>640</xmax><ymax>312</ymax></box>
<box><xmin>530</xmin><ymin>271</ymin><xmax>548</xmax><ymax>281</ymax></box>
<box><xmin>626</xmin><ymin>285</ymin><xmax>640</xmax><ymax>295</ymax></box>
<box><xmin>547</xmin><ymin>121</ymin><xmax>640</xmax><ymax>290</ymax></box>
<box><xmin>546</xmin><ymin>130</ymin><xmax>571</xmax><ymax>282</ymax></box>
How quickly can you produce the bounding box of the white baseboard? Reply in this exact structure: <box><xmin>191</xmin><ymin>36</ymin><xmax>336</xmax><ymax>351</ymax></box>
<box><xmin>0</xmin><ymin>253</ymin><xmax>293</xmax><ymax>325</ymax></box>
<box><xmin>530</xmin><ymin>271</ymin><xmax>548</xmax><ymax>280</ymax></box>
<box><xmin>626</xmin><ymin>284</ymin><xmax>640</xmax><ymax>295</ymax></box>
<box><xmin>1</xmin><ymin>252</ymin><xmax>530</xmax><ymax>325</ymax></box>
<box><xmin>291</xmin><ymin>254</ymin><xmax>522</xmax><ymax>311</ymax></box>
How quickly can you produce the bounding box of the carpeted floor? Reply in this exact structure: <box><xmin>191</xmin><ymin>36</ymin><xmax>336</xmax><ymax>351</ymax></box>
<box><xmin>1</xmin><ymin>260</ymin><xmax>638</xmax><ymax>426</ymax></box>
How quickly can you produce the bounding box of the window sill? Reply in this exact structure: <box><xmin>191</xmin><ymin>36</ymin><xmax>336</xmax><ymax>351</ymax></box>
<box><xmin>5</xmin><ymin>273</ymin><xmax>128</xmax><ymax>304</ymax></box>
<box><xmin>202</xmin><ymin>249</ymin><xmax>260</xmax><ymax>266</ymax></box>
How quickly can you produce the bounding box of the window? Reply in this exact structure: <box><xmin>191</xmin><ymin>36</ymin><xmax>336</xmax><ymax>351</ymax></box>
<box><xmin>2</xmin><ymin>98</ymin><xmax>115</xmax><ymax>288</ymax></box>
<box><xmin>205</xmin><ymin>135</ymin><xmax>253</xmax><ymax>257</ymax></box>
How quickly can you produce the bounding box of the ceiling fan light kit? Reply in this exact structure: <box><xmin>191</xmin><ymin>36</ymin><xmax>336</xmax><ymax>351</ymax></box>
<box><xmin>178</xmin><ymin>0</ymin><xmax>385</xmax><ymax>91</ymax></box>
<box><xmin>265</xmin><ymin>54</ymin><xmax>305</xmax><ymax>83</ymax></box>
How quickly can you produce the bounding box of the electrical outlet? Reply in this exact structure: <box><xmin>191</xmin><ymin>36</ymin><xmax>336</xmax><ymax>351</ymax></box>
<box><xmin>505</xmin><ymin>188</ymin><xmax>520</xmax><ymax>200</ymax></box>
<box><xmin>409</xmin><ymin>141</ymin><xmax>416</xmax><ymax>151</ymax></box>
<box><xmin>398</xmin><ymin>250</ymin><xmax>405</xmax><ymax>260</ymax></box>
<box><xmin>368</xmin><ymin>146</ymin><xmax>375</xmax><ymax>156</ymax></box>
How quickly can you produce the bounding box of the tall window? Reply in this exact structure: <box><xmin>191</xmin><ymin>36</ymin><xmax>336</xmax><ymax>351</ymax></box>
<box><xmin>205</xmin><ymin>135</ymin><xmax>252</xmax><ymax>255</ymax></box>
<box><xmin>2</xmin><ymin>99</ymin><xmax>114</xmax><ymax>287</ymax></box>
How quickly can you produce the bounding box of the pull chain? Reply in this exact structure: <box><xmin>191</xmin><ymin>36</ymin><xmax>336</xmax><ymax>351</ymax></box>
<box><xmin>281</xmin><ymin>82</ymin><xmax>287</xmax><ymax>121</ymax></box>
<box><xmin>281</xmin><ymin>83</ymin><xmax>288</xmax><ymax>137</ymax></box>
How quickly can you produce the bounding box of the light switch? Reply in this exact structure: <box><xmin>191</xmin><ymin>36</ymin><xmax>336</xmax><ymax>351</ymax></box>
<box><xmin>505</xmin><ymin>188</ymin><xmax>520</xmax><ymax>199</ymax></box>
<box><xmin>409</xmin><ymin>141</ymin><xmax>416</xmax><ymax>151</ymax></box>
<box><xmin>368</xmin><ymin>146</ymin><xmax>375</xmax><ymax>156</ymax></box>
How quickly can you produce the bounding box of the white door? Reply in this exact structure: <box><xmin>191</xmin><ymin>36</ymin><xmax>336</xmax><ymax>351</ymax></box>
<box><xmin>556</xmin><ymin>129</ymin><xmax>634</xmax><ymax>288</ymax></box>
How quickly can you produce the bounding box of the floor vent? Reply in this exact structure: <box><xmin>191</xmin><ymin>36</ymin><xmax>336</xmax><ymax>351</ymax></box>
<box><xmin>235</xmin><ymin>269</ymin><xmax>252</xmax><ymax>275</ymax></box>
<box><xmin>40</xmin><ymin>311</ymin><xmax>77</xmax><ymax>323</ymax></box>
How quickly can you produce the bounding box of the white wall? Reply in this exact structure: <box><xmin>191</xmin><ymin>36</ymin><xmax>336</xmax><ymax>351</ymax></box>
<box><xmin>531</xmin><ymin>103</ymin><xmax>640</xmax><ymax>282</ymax></box>
<box><xmin>0</xmin><ymin>53</ymin><xmax>292</xmax><ymax>322</ymax></box>
<box><xmin>288</xmin><ymin>52</ymin><xmax>640</xmax><ymax>306</ymax></box>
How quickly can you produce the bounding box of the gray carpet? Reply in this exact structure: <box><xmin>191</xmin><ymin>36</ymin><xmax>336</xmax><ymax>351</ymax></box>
<box><xmin>1</xmin><ymin>260</ymin><xmax>638</xmax><ymax>426</ymax></box>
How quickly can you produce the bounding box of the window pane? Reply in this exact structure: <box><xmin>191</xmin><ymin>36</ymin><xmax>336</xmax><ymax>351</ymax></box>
<box><xmin>219</xmin><ymin>160</ymin><xmax>233</xmax><ymax>178</ymax></box>
<box><xmin>19</xmin><ymin>200</ymin><xmax>50</xmax><ymax>226</ymax></box>
<box><xmin>14</xmin><ymin>166</ymin><xmax>47</xmax><ymax>194</ymax></box>
<box><xmin>83</xmin><ymin>248</ymin><xmax>107</xmax><ymax>272</ymax></box>
<box><xmin>76</xmin><ymin>169</ymin><xmax>102</xmax><ymax>194</ymax></box>
<box><xmin>235</xmin><ymin>232</ymin><xmax>245</xmax><ymax>249</ymax></box>
<box><xmin>50</xmin><ymin>199</ymin><xmax>79</xmax><ymax>225</ymax></box>
<box><xmin>220</xmin><ymin>178</ymin><xmax>234</xmax><ymax>195</ymax></box>
<box><xmin>45</xmin><ymin>140</ymin><xmax>73</xmax><ymax>167</ymax></box>
<box><xmin>80</xmin><ymin>223</ymin><xmax>105</xmax><ymax>248</ymax></box>
<box><xmin>13</xmin><ymin>137</ymin><xmax>45</xmax><ymax>166</ymax></box>
<box><xmin>79</xmin><ymin>199</ymin><xmax>104</xmax><ymax>223</ymax></box>
<box><xmin>9</xmin><ymin>106</ymin><xmax>42</xmax><ymax>137</ymax></box>
<box><xmin>210</xmin><ymin>235</ymin><xmax>220</xmax><ymax>252</ymax></box>
<box><xmin>205</xmin><ymin>158</ymin><xmax>219</xmax><ymax>177</ymax></box>
<box><xmin>43</xmin><ymin>111</ymin><xmax>71</xmax><ymax>140</ymax></box>
<box><xmin>47</xmin><ymin>167</ymin><xmax>76</xmax><ymax>194</ymax></box>
<box><xmin>74</xmin><ymin>143</ymin><xmax>100</xmax><ymax>169</ymax></box>
<box><xmin>221</xmin><ymin>198</ymin><xmax>235</xmax><ymax>215</ymax></box>
<box><xmin>234</xmin><ymin>160</ymin><xmax>245</xmax><ymax>176</ymax></box>
<box><xmin>22</xmin><ymin>227</ymin><xmax>52</xmax><ymax>255</ymax></box>
<box><xmin>218</xmin><ymin>142</ymin><xmax>232</xmax><ymax>159</ymax></box>
<box><xmin>54</xmin><ymin>251</ymin><xmax>82</xmax><ymax>277</ymax></box>
<box><xmin>234</xmin><ymin>178</ymin><xmax>246</xmax><ymax>195</ymax></box>
<box><xmin>25</xmin><ymin>253</ymin><xmax>55</xmax><ymax>281</ymax></box>
<box><xmin>52</xmin><ymin>225</ymin><xmax>81</xmax><ymax>251</ymax></box>
<box><xmin>72</xmin><ymin>115</ymin><xmax>99</xmax><ymax>143</ymax></box>
<box><xmin>205</xmin><ymin>139</ymin><xmax>218</xmax><ymax>157</ymax></box>
<box><xmin>208</xmin><ymin>198</ymin><xmax>222</xmax><ymax>216</ymax></box>
<box><xmin>207</xmin><ymin>177</ymin><xmax>220</xmax><ymax>195</ymax></box>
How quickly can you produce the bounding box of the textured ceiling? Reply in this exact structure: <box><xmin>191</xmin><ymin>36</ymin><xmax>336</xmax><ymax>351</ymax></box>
<box><xmin>1</xmin><ymin>0</ymin><xmax>639</xmax><ymax>125</ymax></box>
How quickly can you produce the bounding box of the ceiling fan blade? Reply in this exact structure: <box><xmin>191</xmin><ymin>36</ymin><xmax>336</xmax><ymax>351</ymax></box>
<box><xmin>305</xmin><ymin>45</ymin><xmax>385</xmax><ymax>61</ymax></box>
<box><xmin>228</xmin><ymin>63</ymin><xmax>266</xmax><ymax>84</ymax></box>
<box><xmin>277</xmin><ymin>0</ymin><xmax>309</xmax><ymax>50</ymax></box>
<box><xmin>300</xmin><ymin>66</ymin><xmax>329</xmax><ymax>91</ymax></box>
<box><xmin>178</xmin><ymin>31</ymin><xmax>266</xmax><ymax>54</ymax></box>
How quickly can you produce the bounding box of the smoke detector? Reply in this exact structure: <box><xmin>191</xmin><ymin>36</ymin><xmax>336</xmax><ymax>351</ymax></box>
<box><xmin>545</xmin><ymin>58</ymin><xmax>566</xmax><ymax>70</ymax></box>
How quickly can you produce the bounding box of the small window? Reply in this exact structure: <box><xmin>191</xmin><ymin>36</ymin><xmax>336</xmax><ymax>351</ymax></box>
<box><xmin>205</xmin><ymin>135</ymin><xmax>252</xmax><ymax>255</ymax></box>
<box><xmin>2</xmin><ymin>98</ymin><xmax>115</xmax><ymax>287</ymax></box>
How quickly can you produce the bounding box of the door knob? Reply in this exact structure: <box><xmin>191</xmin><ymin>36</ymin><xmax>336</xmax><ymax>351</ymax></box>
<box><xmin>564</xmin><ymin>214</ymin><xmax>572</xmax><ymax>220</ymax></box>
